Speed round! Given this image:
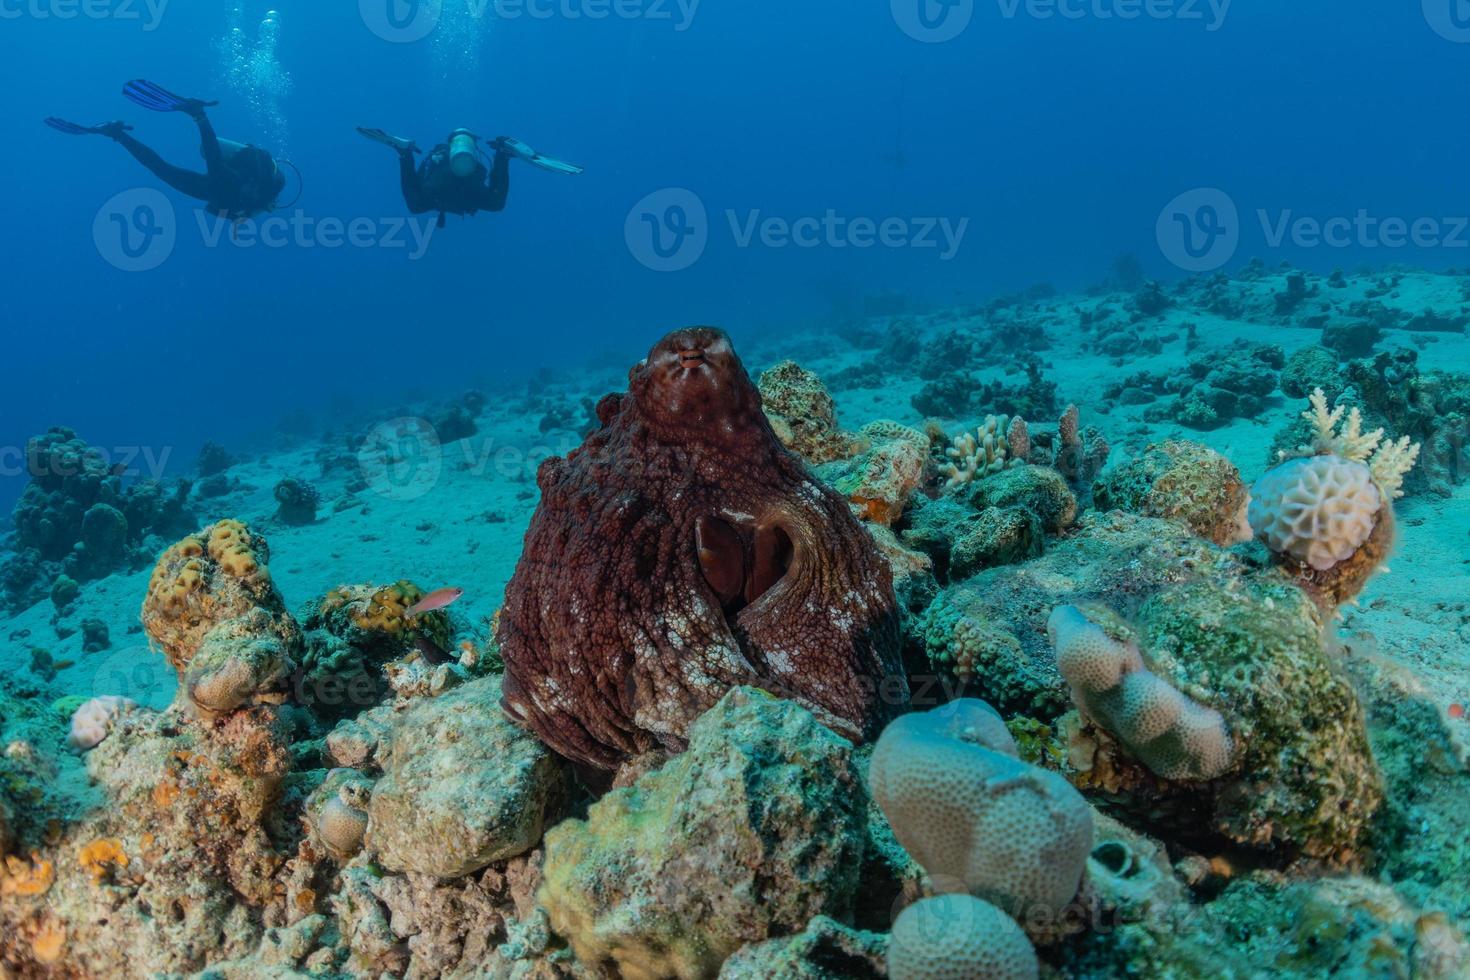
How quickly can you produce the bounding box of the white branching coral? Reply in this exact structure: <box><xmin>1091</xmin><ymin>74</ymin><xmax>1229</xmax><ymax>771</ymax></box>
<box><xmin>940</xmin><ymin>416</ymin><xmax>1027</xmax><ymax>489</ymax></box>
<box><xmin>1370</xmin><ymin>436</ymin><xmax>1421</xmax><ymax>501</ymax></box>
<box><xmin>1299</xmin><ymin>388</ymin><xmax>1420</xmax><ymax>498</ymax></box>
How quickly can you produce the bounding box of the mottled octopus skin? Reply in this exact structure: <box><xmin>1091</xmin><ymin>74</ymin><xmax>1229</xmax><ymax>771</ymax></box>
<box><xmin>498</xmin><ymin>327</ymin><xmax>906</xmax><ymax>771</ymax></box>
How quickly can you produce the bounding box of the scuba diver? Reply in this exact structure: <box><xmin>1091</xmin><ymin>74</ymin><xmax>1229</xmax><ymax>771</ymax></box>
<box><xmin>45</xmin><ymin>79</ymin><xmax>292</xmax><ymax>224</ymax></box>
<box><xmin>357</xmin><ymin>126</ymin><xmax>582</xmax><ymax>227</ymax></box>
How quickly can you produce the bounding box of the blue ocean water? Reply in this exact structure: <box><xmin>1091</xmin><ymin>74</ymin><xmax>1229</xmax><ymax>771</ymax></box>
<box><xmin>0</xmin><ymin>0</ymin><xmax>1466</xmax><ymax>509</ymax></box>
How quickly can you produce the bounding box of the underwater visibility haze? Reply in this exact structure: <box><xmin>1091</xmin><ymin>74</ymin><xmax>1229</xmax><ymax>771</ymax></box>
<box><xmin>0</xmin><ymin>2</ymin><xmax>1468</xmax><ymax>977</ymax></box>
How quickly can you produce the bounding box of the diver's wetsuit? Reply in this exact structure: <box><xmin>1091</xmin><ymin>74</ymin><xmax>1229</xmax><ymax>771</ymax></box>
<box><xmin>399</xmin><ymin>145</ymin><xmax>510</xmax><ymax>225</ymax></box>
<box><xmin>113</xmin><ymin>110</ymin><xmax>276</xmax><ymax>220</ymax></box>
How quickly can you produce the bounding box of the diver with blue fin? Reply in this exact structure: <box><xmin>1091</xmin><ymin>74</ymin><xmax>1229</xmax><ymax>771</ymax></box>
<box><xmin>45</xmin><ymin>80</ymin><xmax>295</xmax><ymax>224</ymax></box>
<box><xmin>357</xmin><ymin>126</ymin><xmax>582</xmax><ymax>227</ymax></box>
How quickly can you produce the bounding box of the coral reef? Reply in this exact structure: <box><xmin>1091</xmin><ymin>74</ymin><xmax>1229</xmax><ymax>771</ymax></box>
<box><xmin>273</xmin><ymin>476</ymin><xmax>321</xmax><ymax>525</ymax></box>
<box><xmin>1092</xmin><ymin>440</ymin><xmax>1250</xmax><ymax>546</ymax></box>
<box><xmin>540</xmin><ymin>687</ymin><xmax>866</xmax><ymax>978</ymax></box>
<box><xmin>758</xmin><ymin>360</ymin><xmax>861</xmax><ymax>464</ymax></box>
<box><xmin>916</xmin><ymin>512</ymin><xmax>1382</xmax><ymax>862</ymax></box>
<box><xmin>827</xmin><ymin>420</ymin><xmax>932</xmax><ymax>525</ymax></box>
<box><xmin>3</xmin><ymin>427</ymin><xmax>195</xmax><ymax>611</ymax></box>
<box><xmin>938</xmin><ymin>414</ymin><xmax>1027</xmax><ymax>488</ymax></box>
<box><xmin>498</xmin><ymin>328</ymin><xmax>906</xmax><ymax>771</ymax></box>
<box><xmin>141</xmin><ymin>519</ymin><xmax>300</xmax><ymax>673</ymax></box>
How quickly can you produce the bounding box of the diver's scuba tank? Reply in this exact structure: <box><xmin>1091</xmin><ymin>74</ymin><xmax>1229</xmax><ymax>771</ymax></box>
<box><xmin>449</xmin><ymin>129</ymin><xmax>479</xmax><ymax>177</ymax></box>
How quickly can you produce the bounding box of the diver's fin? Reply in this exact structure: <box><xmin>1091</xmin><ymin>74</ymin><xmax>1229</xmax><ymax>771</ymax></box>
<box><xmin>356</xmin><ymin>127</ymin><xmax>420</xmax><ymax>154</ymax></box>
<box><xmin>122</xmin><ymin>79</ymin><xmax>217</xmax><ymax>115</ymax></box>
<box><xmin>44</xmin><ymin>117</ymin><xmax>132</xmax><ymax>138</ymax></box>
<box><xmin>525</xmin><ymin>155</ymin><xmax>584</xmax><ymax>176</ymax></box>
<box><xmin>490</xmin><ymin>136</ymin><xmax>584</xmax><ymax>176</ymax></box>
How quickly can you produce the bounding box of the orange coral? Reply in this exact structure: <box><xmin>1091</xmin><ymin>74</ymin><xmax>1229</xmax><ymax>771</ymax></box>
<box><xmin>31</xmin><ymin>918</ymin><xmax>67</xmax><ymax>963</ymax></box>
<box><xmin>78</xmin><ymin>838</ymin><xmax>129</xmax><ymax>882</ymax></box>
<box><xmin>0</xmin><ymin>854</ymin><xmax>56</xmax><ymax>897</ymax></box>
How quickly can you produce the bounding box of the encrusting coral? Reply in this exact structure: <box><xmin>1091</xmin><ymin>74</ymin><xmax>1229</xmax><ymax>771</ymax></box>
<box><xmin>1091</xmin><ymin>440</ymin><xmax>1251</xmax><ymax>546</ymax></box>
<box><xmin>758</xmin><ymin>360</ymin><xmax>862</xmax><ymax>464</ymax></box>
<box><xmin>1249</xmin><ymin>388</ymin><xmax>1420</xmax><ymax>607</ymax></box>
<box><xmin>1048</xmin><ymin>605</ymin><xmax>1233</xmax><ymax>781</ymax></box>
<box><xmin>539</xmin><ymin>687</ymin><xmax>867</xmax><ymax>980</ymax></box>
<box><xmin>498</xmin><ymin>327</ymin><xmax>906</xmax><ymax>772</ymax></box>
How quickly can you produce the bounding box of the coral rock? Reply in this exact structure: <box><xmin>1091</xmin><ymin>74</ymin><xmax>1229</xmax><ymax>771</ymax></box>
<box><xmin>719</xmin><ymin>916</ymin><xmax>886</xmax><ymax>979</ymax></box>
<box><xmin>1093</xmin><ymin>440</ymin><xmax>1251</xmax><ymax>546</ymax></box>
<box><xmin>366</xmin><ymin>675</ymin><xmax>571</xmax><ymax>878</ymax></box>
<box><xmin>540</xmin><ymin>687</ymin><xmax>867</xmax><ymax>980</ymax></box>
<box><xmin>758</xmin><ymin>360</ymin><xmax>860</xmax><ymax>464</ymax></box>
<box><xmin>499</xmin><ymin>328</ymin><xmax>905</xmax><ymax>772</ymax></box>
<box><xmin>142</xmin><ymin>520</ymin><xmax>300</xmax><ymax>673</ymax></box>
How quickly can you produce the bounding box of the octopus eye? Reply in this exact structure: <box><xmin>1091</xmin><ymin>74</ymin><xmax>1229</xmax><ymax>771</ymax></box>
<box><xmin>678</xmin><ymin>349</ymin><xmax>707</xmax><ymax>368</ymax></box>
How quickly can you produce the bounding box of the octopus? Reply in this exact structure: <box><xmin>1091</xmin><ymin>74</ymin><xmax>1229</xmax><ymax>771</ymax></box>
<box><xmin>498</xmin><ymin>327</ymin><xmax>907</xmax><ymax>771</ymax></box>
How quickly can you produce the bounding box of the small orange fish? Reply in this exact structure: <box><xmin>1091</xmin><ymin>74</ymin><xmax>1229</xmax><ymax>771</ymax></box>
<box><xmin>1451</xmin><ymin>703</ymin><xmax>1466</xmax><ymax>720</ymax></box>
<box><xmin>406</xmin><ymin>587</ymin><xmax>464</xmax><ymax>618</ymax></box>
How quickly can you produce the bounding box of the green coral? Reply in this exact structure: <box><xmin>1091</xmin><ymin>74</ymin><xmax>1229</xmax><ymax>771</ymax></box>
<box><xmin>1092</xmin><ymin>440</ymin><xmax>1249</xmax><ymax>545</ymax></box>
<box><xmin>960</xmin><ymin>464</ymin><xmax>1077</xmax><ymax>534</ymax></box>
<box><xmin>1136</xmin><ymin>574</ymin><xmax>1382</xmax><ymax>861</ymax></box>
